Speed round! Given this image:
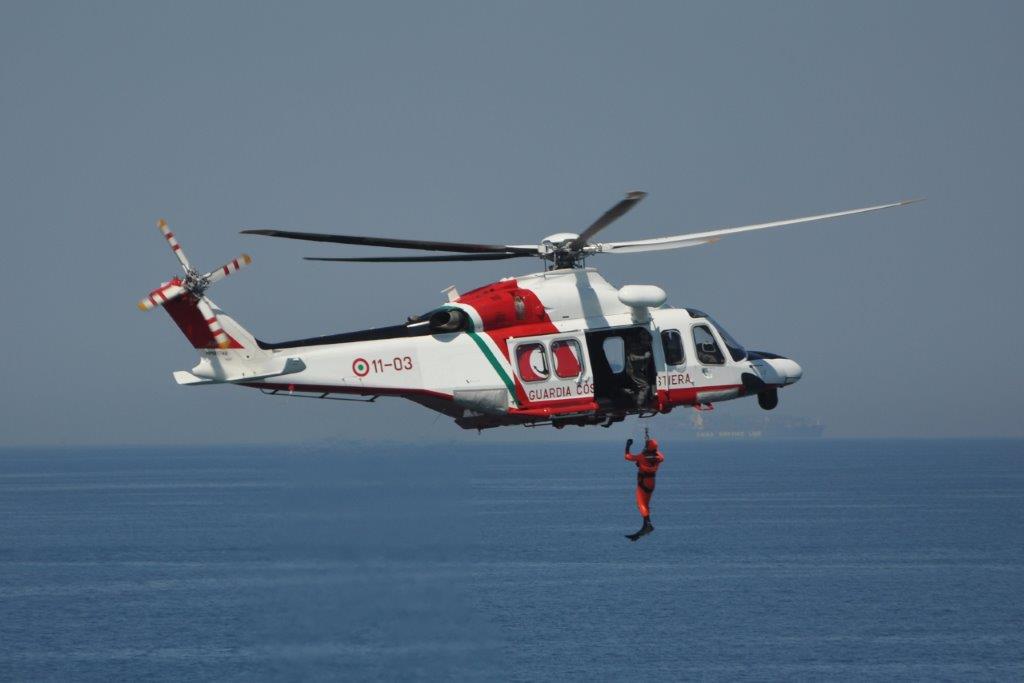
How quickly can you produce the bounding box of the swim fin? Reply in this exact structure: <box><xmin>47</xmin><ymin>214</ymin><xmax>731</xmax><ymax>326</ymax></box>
<box><xmin>625</xmin><ymin>518</ymin><xmax>654</xmax><ymax>542</ymax></box>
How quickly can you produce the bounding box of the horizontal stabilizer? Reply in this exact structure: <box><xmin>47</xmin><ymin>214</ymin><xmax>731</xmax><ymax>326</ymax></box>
<box><xmin>173</xmin><ymin>371</ymin><xmax>218</xmax><ymax>386</ymax></box>
<box><xmin>173</xmin><ymin>357</ymin><xmax>306</xmax><ymax>386</ymax></box>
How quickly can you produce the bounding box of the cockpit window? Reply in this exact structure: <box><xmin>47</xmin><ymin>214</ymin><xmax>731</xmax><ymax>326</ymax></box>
<box><xmin>705</xmin><ymin>316</ymin><xmax>747</xmax><ymax>362</ymax></box>
<box><xmin>692</xmin><ymin>325</ymin><xmax>725</xmax><ymax>365</ymax></box>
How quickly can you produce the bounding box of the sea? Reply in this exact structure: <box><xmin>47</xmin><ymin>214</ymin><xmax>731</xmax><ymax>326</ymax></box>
<box><xmin>0</xmin><ymin>439</ymin><xmax>1021</xmax><ymax>681</ymax></box>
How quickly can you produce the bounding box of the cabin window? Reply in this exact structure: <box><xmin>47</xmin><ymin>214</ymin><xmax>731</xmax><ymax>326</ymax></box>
<box><xmin>515</xmin><ymin>343</ymin><xmax>550</xmax><ymax>382</ymax></box>
<box><xmin>692</xmin><ymin>325</ymin><xmax>725</xmax><ymax>365</ymax></box>
<box><xmin>661</xmin><ymin>329</ymin><xmax>685</xmax><ymax>365</ymax></box>
<box><xmin>551</xmin><ymin>339</ymin><xmax>583</xmax><ymax>378</ymax></box>
<box><xmin>603</xmin><ymin>336</ymin><xmax>626</xmax><ymax>374</ymax></box>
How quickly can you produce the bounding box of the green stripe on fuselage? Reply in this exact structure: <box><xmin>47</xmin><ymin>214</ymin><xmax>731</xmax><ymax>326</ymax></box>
<box><xmin>442</xmin><ymin>305</ymin><xmax>518</xmax><ymax>406</ymax></box>
<box><xmin>467</xmin><ymin>330</ymin><xmax>519</xmax><ymax>406</ymax></box>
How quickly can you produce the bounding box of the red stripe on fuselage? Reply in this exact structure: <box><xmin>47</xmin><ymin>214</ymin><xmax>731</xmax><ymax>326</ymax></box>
<box><xmin>508</xmin><ymin>398</ymin><xmax>600</xmax><ymax>417</ymax></box>
<box><xmin>657</xmin><ymin>384</ymin><xmax>743</xmax><ymax>408</ymax></box>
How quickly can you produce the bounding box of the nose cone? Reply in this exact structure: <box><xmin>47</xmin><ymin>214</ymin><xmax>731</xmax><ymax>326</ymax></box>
<box><xmin>771</xmin><ymin>358</ymin><xmax>803</xmax><ymax>385</ymax></box>
<box><xmin>748</xmin><ymin>352</ymin><xmax>803</xmax><ymax>387</ymax></box>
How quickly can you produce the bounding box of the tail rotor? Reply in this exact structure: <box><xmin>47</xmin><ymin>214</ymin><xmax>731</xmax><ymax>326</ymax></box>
<box><xmin>193</xmin><ymin>296</ymin><xmax>232</xmax><ymax>349</ymax></box>
<box><xmin>138</xmin><ymin>219</ymin><xmax>252</xmax><ymax>349</ymax></box>
<box><xmin>137</xmin><ymin>280</ymin><xmax>186</xmax><ymax>311</ymax></box>
<box><xmin>158</xmin><ymin>218</ymin><xmax>192</xmax><ymax>271</ymax></box>
<box><xmin>205</xmin><ymin>254</ymin><xmax>254</xmax><ymax>286</ymax></box>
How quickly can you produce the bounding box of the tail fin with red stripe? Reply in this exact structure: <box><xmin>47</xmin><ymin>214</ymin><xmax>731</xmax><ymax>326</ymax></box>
<box><xmin>161</xmin><ymin>293</ymin><xmax>258</xmax><ymax>350</ymax></box>
<box><xmin>138</xmin><ymin>220</ymin><xmax>260</xmax><ymax>351</ymax></box>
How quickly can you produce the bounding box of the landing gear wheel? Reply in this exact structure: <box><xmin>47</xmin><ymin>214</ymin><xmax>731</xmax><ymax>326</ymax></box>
<box><xmin>757</xmin><ymin>388</ymin><xmax>779</xmax><ymax>411</ymax></box>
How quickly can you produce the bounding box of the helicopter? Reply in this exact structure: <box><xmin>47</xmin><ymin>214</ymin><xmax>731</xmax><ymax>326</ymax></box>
<box><xmin>138</xmin><ymin>193</ymin><xmax>916</xmax><ymax>430</ymax></box>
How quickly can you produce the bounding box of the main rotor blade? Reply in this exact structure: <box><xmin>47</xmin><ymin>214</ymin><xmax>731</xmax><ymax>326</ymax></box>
<box><xmin>158</xmin><ymin>219</ymin><xmax>192</xmax><ymax>272</ymax></box>
<box><xmin>594</xmin><ymin>199</ymin><xmax>922</xmax><ymax>255</ymax></box>
<box><xmin>569</xmin><ymin>190</ymin><xmax>647</xmax><ymax>251</ymax></box>
<box><xmin>304</xmin><ymin>253</ymin><xmax>532</xmax><ymax>263</ymax></box>
<box><xmin>242</xmin><ymin>229</ymin><xmax>537</xmax><ymax>255</ymax></box>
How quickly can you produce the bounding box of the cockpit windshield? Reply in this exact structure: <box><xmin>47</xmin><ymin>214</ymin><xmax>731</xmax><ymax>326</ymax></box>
<box><xmin>706</xmin><ymin>316</ymin><xmax>747</xmax><ymax>362</ymax></box>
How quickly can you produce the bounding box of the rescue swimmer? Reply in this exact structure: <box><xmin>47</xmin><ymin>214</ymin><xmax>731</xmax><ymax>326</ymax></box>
<box><xmin>623</xmin><ymin>433</ymin><xmax>664</xmax><ymax>541</ymax></box>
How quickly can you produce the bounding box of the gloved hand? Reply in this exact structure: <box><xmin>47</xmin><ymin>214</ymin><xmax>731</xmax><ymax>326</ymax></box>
<box><xmin>625</xmin><ymin>439</ymin><xmax>634</xmax><ymax>450</ymax></box>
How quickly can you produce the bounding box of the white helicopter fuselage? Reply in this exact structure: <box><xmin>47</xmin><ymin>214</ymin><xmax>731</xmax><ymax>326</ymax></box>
<box><xmin>168</xmin><ymin>268</ymin><xmax>801</xmax><ymax>429</ymax></box>
<box><xmin>147</xmin><ymin>194</ymin><xmax>912</xmax><ymax>430</ymax></box>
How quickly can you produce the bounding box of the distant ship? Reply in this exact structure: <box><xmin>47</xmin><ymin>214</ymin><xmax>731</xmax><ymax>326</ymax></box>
<box><xmin>658</xmin><ymin>411</ymin><xmax>824</xmax><ymax>439</ymax></box>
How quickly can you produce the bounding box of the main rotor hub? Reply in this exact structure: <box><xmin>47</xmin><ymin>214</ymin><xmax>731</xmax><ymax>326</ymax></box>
<box><xmin>540</xmin><ymin>232</ymin><xmax>580</xmax><ymax>247</ymax></box>
<box><xmin>540</xmin><ymin>232</ymin><xmax>588</xmax><ymax>270</ymax></box>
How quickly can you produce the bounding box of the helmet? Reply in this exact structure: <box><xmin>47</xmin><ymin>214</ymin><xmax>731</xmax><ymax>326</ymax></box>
<box><xmin>644</xmin><ymin>438</ymin><xmax>658</xmax><ymax>452</ymax></box>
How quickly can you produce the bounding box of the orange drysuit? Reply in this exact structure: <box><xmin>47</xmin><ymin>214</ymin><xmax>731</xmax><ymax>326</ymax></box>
<box><xmin>625</xmin><ymin>439</ymin><xmax>664</xmax><ymax>517</ymax></box>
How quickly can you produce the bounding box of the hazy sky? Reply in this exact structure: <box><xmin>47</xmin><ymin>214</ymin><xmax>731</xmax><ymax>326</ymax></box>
<box><xmin>2</xmin><ymin>1</ymin><xmax>1022</xmax><ymax>446</ymax></box>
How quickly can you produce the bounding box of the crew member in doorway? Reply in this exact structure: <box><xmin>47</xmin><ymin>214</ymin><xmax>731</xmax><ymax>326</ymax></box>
<box><xmin>627</xmin><ymin>345</ymin><xmax>653</xmax><ymax>409</ymax></box>
<box><xmin>624</xmin><ymin>435</ymin><xmax>664</xmax><ymax>541</ymax></box>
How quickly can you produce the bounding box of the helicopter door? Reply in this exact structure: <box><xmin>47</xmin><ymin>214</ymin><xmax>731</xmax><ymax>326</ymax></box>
<box><xmin>584</xmin><ymin>327</ymin><xmax>656</xmax><ymax>412</ymax></box>
<box><xmin>508</xmin><ymin>333</ymin><xmax>592</xmax><ymax>405</ymax></box>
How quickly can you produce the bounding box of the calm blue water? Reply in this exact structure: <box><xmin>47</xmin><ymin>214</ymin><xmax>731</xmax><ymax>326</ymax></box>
<box><xmin>0</xmin><ymin>440</ymin><xmax>1021</xmax><ymax>680</ymax></box>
